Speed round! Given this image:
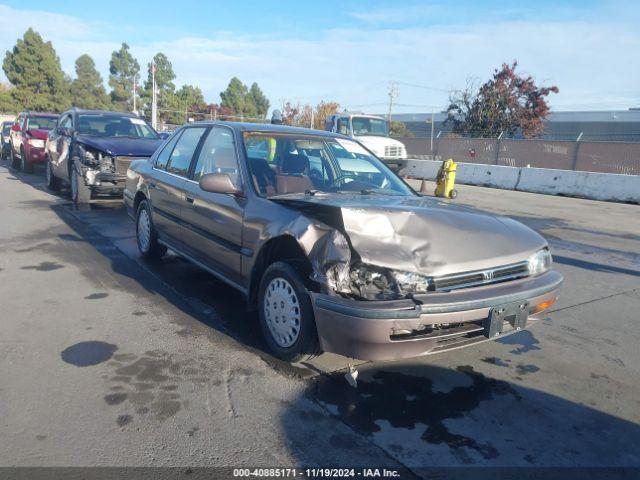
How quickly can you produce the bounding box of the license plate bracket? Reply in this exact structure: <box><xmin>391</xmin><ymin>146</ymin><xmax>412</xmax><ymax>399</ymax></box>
<box><xmin>485</xmin><ymin>301</ymin><xmax>530</xmax><ymax>338</ymax></box>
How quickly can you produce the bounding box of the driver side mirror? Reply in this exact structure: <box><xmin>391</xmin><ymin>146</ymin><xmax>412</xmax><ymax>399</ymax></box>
<box><xmin>199</xmin><ymin>173</ymin><xmax>243</xmax><ymax>196</ymax></box>
<box><xmin>11</xmin><ymin>123</ymin><xmax>21</xmax><ymax>132</ymax></box>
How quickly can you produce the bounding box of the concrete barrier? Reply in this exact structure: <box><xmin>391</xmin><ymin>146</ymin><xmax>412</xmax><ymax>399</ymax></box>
<box><xmin>402</xmin><ymin>158</ymin><xmax>640</xmax><ymax>203</ymax></box>
<box><xmin>516</xmin><ymin>167</ymin><xmax>640</xmax><ymax>203</ymax></box>
<box><xmin>403</xmin><ymin>159</ymin><xmax>520</xmax><ymax>189</ymax></box>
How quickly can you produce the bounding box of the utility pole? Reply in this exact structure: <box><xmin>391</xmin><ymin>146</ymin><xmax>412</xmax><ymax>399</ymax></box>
<box><xmin>151</xmin><ymin>61</ymin><xmax>157</xmax><ymax>130</ymax></box>
<box><xmin>310</xmin><ymin>108</ymin><xmax>314</xmax><ymax>129</ymax></box>
<box><xmin>387</xmin><ymin>81</ymin><xmax>398</xmax><ymax>123</ymax></box>
<box><xmin>430</xmin><ymin>111</ymin><xmax>435</xmax><ymax>153</ymax></box>
<box><xmin>132</xmin><ymin>74</ymin><xmax>137</xmax><ymax>113</ymax></box>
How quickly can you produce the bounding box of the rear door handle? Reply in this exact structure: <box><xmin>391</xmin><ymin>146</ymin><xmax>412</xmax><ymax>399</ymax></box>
<box><xmin>185</xmin><ymin>196</ymin><xmax>194</xmax><ymax>204</ymax></box>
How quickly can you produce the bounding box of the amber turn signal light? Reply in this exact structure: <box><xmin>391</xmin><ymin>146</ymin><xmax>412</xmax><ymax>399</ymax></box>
<box><xmin>530</xmin><ymin>297</ymin><xmax>556</xmax><ymax>314</ymax></box>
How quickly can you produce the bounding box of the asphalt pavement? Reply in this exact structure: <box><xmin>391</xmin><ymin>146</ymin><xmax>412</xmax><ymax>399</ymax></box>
<box><xmin>1</xmin><ymin>162</ymin><xmax>638</xmax><ymax>476</ymax></box>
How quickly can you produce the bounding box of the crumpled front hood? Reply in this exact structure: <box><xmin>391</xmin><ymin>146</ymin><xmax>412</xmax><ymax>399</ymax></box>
<box><xmin>76</xmin><ymin>135</ymin><xmax>162</xmax><ymax>157</ymax></box>
<box><xmin>26</xmin><ymin>129</ymin><xmax>50</xmax><ymax>140</ymax></box>
<box><xmin>273</xmin><ymin>193</ymin><xmax>547</xmax><ymax>276</ymax></box>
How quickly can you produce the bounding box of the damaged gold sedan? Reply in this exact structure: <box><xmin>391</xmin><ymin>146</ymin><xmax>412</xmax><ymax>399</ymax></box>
<box><xmin>124</xmin><ymin>122</ymin><xmax>562</xmax><ymax>362</ymax></box>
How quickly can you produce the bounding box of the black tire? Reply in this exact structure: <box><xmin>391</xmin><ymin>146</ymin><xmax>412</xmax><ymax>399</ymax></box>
<box><xmin>136</xmin><ymin>199</ymin><xmax>167</xmax><ymax>259</ymax></box>
<box><xmin>10</xmin><ymin>146</ymin><xmax>19</xmax><ymax>169</ymax></box>
<box><xmin>449</xmin><ymin>189</ymin><xmax>458</xmax><ymax>199</ymax></box>
<box><xmin>258</xmin><ymin>261</ymin><xmax>320</xmax><ymax>362</ymax></box>
<box><xmin>21</xmin><ymin>149</ymin><xmax>33</xmax><ymax>173</ymax></box>
<box><xmin>45</xmin><ymin>159</ymin><xmax>61</xmax><ymax>191</ymax></box>
<box><xmin>70</xmin><ymin>160</ymin><xmax>91</xmax><ymax>204</ymax></box>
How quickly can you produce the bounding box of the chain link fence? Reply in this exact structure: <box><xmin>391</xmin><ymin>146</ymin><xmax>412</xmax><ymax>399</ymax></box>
<box><xmin>397</xmin><ymin>135</ymin><xmax>640</xmax><ymax>175</ymax></box>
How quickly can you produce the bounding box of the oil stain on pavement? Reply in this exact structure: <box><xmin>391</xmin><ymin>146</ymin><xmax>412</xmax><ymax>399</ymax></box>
<box><xmin>315</xmin><ymin>365</ymin><xmax>521</xmax><ymax>462</ymax></box>
<box><xmin>61</xmin><ymin>341</ymin><xmax>118</xmax><ymax>367</ymax></box>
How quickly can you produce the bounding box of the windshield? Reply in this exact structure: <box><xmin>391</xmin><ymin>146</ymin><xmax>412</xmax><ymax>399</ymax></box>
<box><xmin>77</xmin><ymin>114</ymin><xmax>159</xmax><ymax>139</ymax></box>
<box><xmin>27</xmin><ymin>117</ymin><xmax>57</xmax><ymax>131</ymax></box>
<box><xmin>2</xmin><ymin>123</ymin><xmax>11</xmax><ymax>135</ymax></box>
<box><xmin>351</xmin><ymin>117</ymin><xmax>389</xmax><ymax>137</ymax></box>
<box><xmin>244</xmin><ymin>133</ymin><xmax>413</xmax><ymax>198</ymax></box>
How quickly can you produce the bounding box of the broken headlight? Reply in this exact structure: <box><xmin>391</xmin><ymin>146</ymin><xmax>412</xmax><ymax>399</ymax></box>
<box><xmin>348</xmin><ymin>264</ymin><xmax>399</xmax><ymax>301</ymax></box>
<box><xmin>527</xmin><ymin>248</ymin><xmax>552</xmax><ymax>276</ymax></box>
<box><xmin>77</xmin><ymin>145</ymin><xmax>114</xmax><ymax>173</ymax></box>
<box><xmin>393</xmin><ymin>271</ymin><xmax>433</xmax><ymax>295</ymax></box>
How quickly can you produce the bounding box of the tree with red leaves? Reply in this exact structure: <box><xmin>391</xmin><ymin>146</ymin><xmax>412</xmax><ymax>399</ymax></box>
<box><xmin>446</xmin><ymin>61</ymin><xmax>559</xmax><ymax>138</ymax></box>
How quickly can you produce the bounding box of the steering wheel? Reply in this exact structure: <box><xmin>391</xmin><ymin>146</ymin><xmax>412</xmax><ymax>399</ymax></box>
<box><xmin>328</xmin><ymin>173</ymin><xmax>360</xmax><ymax>189</ymax></box>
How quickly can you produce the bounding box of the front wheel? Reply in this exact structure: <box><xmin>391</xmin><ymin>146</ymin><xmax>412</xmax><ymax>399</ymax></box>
<box><xmin>136</xmin><ymin>199</ymin><xmax>167</xmax><ymax>259</ymax></box>
<box><xmin>10</xmin><ymin>146</ymin><xmax>19</xmax><ymax>169</ymax></box>
<box><xmin>45</xmin><ymin>159</ymin><xmax>61</xmax><ymax>191</ymax></box>
<box><xmin>258</xmin><ymin>261</ymin><xmax>320</xmax><ymax>362</ymax></box>
<box><xmin>70</xmin><ymin>161</ymin><xmax>91</xmax><ymax>204</ymax></box>
<box><xmin>21</xmin><ymin>149</ymin><xmax>33</xmax><ymax>173</ymax></box>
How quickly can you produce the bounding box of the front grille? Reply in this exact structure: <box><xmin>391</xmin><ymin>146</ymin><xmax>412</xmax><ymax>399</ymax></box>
<box><xmin>114</xmin><ymin>156</ymin><xmax>146</xmax><ymax>174</ymax></box>
<box><xmin>384</xmin><ymin>145</ymin><xmax>403</xmax><ymax>158</ymax></box>
<box><xmin>433</xmin><ymin>261</ymin><xmax>529</xmax><ymax>292</ymax></box>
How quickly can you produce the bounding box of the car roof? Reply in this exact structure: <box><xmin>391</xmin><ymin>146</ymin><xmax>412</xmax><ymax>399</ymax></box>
<box><xmin>189</xmin><ymin>121</ymin><xmax>351</xmax><ymax>139</ymax></box>
<box><xmin>69</xmin><ymin>108</ymin><xmax>138</xmax><ymax>117</ymax></box>
<box><xmin>22</xmin><ymin>111</ymin><xmax>58</xmax><ymax>117</ymax></box>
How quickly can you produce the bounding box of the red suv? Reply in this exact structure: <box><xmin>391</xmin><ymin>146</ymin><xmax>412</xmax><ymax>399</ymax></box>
<box><xmin>9</xmin><ymin>111</ymin><xmax>58</xmax><ymax>173</ymax></box>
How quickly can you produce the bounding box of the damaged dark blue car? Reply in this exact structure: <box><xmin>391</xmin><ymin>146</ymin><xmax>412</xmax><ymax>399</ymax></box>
<box><xmin>45</xmin><ymin>108</ymin><xmax>165</xmax><ymax>204</ymax></box>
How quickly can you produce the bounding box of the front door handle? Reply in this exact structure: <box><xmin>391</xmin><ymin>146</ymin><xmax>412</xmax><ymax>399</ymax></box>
<box><xmin>185</xmin><ymin>196</ymin><xmax>195</xmax><ymax>204</ymax></box>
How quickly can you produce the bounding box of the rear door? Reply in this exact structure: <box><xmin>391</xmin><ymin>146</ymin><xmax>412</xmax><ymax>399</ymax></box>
<box><xmin>181</xmin><ymin>126</ymin><xmax>245</xmax><ymax>285</ymax></box>
<box><xmin>148</xmin><ymin>126</ymin><xmax>208</xmax><ymax>246</ymax></box>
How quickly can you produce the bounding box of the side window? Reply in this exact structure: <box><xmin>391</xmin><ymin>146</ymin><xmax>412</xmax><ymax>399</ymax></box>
<box><xmin>337</xmin><ymin>117</ymin><xmax>350</xmax><ymax>135</ymax></box>
<box><xmin>166</xmin><ymin>127</ymin><xmax>207</xmax><ymax>177</ymax></box>
<box><xmin>154</xmin><ymin>131</ymin><xmax>182</xmax><ymax>171</ymax></box>
<box><xmin>193</xmin><ymin>127</ymin><xmax>239</xmax><ymax>185</ymax></box>
<box><xmin>60</xmin><ymin>114</ymin><xmax>72</xmax><ymax>130</ymax></box>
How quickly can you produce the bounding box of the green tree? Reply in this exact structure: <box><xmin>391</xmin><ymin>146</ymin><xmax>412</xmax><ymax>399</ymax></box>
<box><xmin>0</xmin><ymin>83</ymin><xmax>19</xmax><ymax>113</ymax></box>
<box><xmin>248</xmin><ymin>82</ymin><xmax>269</xmax><ymax>118</ymax></box>
<box><xmin>71</xmin><ymin>54</ymin><xmax>111</xmax><ymax>110</ymax></box>
<box><xmin>176</xmin><ymin>84</ymin><xmax>205</xmax><ymax>109</ymax></box>
<box><xmin>2</xmin><ymin>28</ymin><xmax>71</xmax><ymax>112</ymax></box>
<box><xmin>108</xmin><ymin>43</ymin><xmax>139</xmax><ymax>112</ymax></box>
<box><xmin>220</xmin><ymin>77</ymin><xmax>263</xmax><ymax>119</ymax></box>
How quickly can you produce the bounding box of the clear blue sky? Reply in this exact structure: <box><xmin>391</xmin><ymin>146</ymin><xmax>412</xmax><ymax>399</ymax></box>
<box><xmin>0</xmin><ymin>1</ymin><xmax>638</xmax><ymax>112</ymax></box>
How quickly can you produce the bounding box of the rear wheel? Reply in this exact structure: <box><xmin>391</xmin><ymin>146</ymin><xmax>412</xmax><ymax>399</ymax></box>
<box><xmin>70</xmin><ymin>160</ymin><xmax>91</xmax><ymax>204</ymax></box>
<box><xmin>136</xmin><ymin>199</ymin><xmax>167</xmax><ymax>259</ymax></box>
<box><xmin>45</xmin><ymin>158</ymin><xmax>61</xmax><ymax>191</ymax></box>
<box><xmin>449</xmin><ymin>189</ymin><xmax>458</xmax><ymax>199</ymax></box>
<box><xmin>258</xmin><ymin>261</ymin><xmax>320</xmax><ymax>362</ymax></box>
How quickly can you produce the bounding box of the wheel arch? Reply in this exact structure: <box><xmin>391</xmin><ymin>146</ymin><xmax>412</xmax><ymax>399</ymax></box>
<box><xmin>248</xmin><ymin>235</ymin><xmax>313</xmax><ymax>309</ymax></box>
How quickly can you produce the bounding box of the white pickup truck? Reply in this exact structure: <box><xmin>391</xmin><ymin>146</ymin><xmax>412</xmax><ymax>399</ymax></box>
<box><xmin>325</xmin><ymin>113</ymin><xmax>407</xmax><ymax>170</ymax></box>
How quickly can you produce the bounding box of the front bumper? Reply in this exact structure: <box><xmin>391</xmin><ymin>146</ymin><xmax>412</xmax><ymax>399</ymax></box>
<box><xmin>311</xmin><ymin>270</ymin><xmax>563</xmax><ymax>361</ymax></box>
<box><xmin>25</xmin><ymin>146</ymin><xmax>47</xmax><ymax>164</ymax></box>
<box><xmin>83</xmin><ymin>169</ymin><xmax>127</xmax><ymax>196</ymax></box>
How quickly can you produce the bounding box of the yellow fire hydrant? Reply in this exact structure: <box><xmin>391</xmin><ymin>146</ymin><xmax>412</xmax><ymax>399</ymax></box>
<box><xmin>434</xmin><ymin>158</ymin><xmax>458</xmax><ymax>199</ymax></box>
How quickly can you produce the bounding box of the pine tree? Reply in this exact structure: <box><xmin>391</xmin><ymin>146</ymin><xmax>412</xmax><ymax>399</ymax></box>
<box><xmin>108</xmin><ymin>43</ymin><xmax>139</xmax><ymax>112</ymax></box>
<box><xmin>249</xmin><ymin>82</ymin><xmax>270</xmax><ymax>119</ymax></box>
<box><xmin>71</xmin><ymin>54</ymin><xmax>111</xmax><ymax>110</ymax></box>
<box><xmin>2</xmin><ymin>28</ymin><xmax>71</xmax><ymax>112</ymax></box>
<box><xmin>220</xmin><ymin>77</ymin><xmax>258</xmax><ymax>119</ymax></box>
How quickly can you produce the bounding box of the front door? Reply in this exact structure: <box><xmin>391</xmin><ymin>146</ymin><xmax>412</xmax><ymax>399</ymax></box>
<box><xmin>181</xmin><ymin>126</ymin><xmax>245</xmax><ymax>285</ymax></box>
<box><xmin>48</xmin><ymin>113</ymin><xmax>73</xmax><ymax>179</ymax></box>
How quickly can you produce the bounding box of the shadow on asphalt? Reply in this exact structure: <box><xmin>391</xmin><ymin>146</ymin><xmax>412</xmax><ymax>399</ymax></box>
<box><xmin>287</xmin><ymin>362</ymin><xmax>640</xmax><ymax>472</ymax></box>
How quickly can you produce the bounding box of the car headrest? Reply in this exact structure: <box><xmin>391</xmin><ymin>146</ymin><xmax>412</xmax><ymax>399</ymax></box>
<box><xmin>105</xmin><ymin>123</ymin><xmax>118</xmax><ymax>136</ymax></box>
<box><xmin>281</xmin><ymin>152</ymin><xmax>309</xmax><ymax>175</ymax></box>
